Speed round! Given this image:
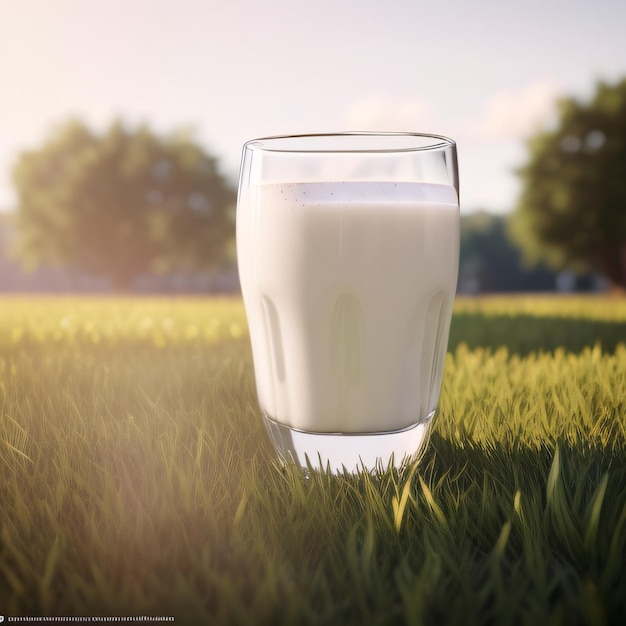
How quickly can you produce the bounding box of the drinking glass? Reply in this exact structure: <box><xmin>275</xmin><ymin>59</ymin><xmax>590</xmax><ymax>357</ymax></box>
<box><xmin>236</xmin><ymin>133</ymin><xmax>459</xmax><ymax>473</ymax></box>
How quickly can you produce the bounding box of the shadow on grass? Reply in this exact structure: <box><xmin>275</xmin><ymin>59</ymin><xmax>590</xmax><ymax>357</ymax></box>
<box><xmin>449</xmin><ymin>312</ymin><xmax>626</xmax><ymax>356</ymax></box>
<box><xmin>424</xmin><ymin>429</ymin><xmax>626</xmax><ymax>489</ymax></box>
<box><xmin>241</xmin><ymin>430</ymin><xmax>626</xmax><ymax>626</ymax></box>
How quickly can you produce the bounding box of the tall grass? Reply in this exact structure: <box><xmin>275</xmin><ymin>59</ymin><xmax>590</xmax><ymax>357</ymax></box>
<box><xmin>0</xmin><ymin>296</ymin><xmax>625</xmax><ymax>624</ymax></box>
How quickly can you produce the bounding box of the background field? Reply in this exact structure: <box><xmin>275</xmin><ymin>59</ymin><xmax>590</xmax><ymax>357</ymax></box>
<box><xmin>1</xmin><ymin>296</ymin><xmax>625</xmax><ymax>625</ymax></box>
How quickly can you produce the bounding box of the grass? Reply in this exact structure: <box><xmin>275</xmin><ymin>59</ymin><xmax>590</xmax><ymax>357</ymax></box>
<box><xmin>0</xmin><ymin>295</ymin><xmax>625</xmax><ymax>625</ymax></box>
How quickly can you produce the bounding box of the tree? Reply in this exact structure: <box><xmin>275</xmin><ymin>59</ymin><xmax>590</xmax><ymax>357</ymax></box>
<box><xmin>459</xmin><ymin>211</ymin><xmax>557</xmax><ymax>293</ymax></box>
<box><xmin>509</xmin><ymin>78</ymin><xmax>626</xmax><ymax>290</ymax></box>
<box><xmin>11</xmin><ymin>119</ymin><xmax>236</xmax><ymax>291</ymax></box>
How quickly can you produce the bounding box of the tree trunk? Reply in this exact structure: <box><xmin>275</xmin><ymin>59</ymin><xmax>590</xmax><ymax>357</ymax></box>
<box><xmin>112</xmin><ymin>271</ymin><xmax>135</xmax><ymax>293</ymax></box>
<box><xmin>601</xmin><ymin>243</ymin><xmax>626</xmax><ymax>293</ymax></box>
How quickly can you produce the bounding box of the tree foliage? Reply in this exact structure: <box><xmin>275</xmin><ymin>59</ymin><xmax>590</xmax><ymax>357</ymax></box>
<box><xmin>459</xmin><ymin>211</ymin><xmax>558</xmax><ymax>293</ymax></box>
<box><xmin>510</xmin><ymin>78</ymin><xmax>626</xmax><ymax>289</ymax></box>
<box><xmin>12</xmin><ymin>119</ymin><xmax>236</xmax><ymax>290</ymax></box>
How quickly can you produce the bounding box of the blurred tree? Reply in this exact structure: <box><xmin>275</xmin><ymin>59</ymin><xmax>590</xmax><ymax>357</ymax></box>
<box><xmin>459</xmin><ymin>211</ymin><xmax>557</xmax><ymax>293</ymax></box>
<box><xmin>510</xmin><ymin>78</ymin><xmax>626</xmax><ymax>290</ymax></box>
<box><xmin>12</xmin><ymin>119</ymin><xmax>236</xmax><ymax>291</ymax></box>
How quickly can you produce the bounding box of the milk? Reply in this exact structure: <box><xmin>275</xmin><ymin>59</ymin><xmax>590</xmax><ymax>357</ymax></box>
<box><xmin>237</xmin><ymin>181</ymin><xmax>459</xmax><ymax>434</ymax></box>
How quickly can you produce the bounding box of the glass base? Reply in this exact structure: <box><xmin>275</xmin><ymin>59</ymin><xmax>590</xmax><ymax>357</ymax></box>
<box><xmin>262</xmin><ymin>412</ymin><xmax>435</xmax><ymax>474</ymax></box>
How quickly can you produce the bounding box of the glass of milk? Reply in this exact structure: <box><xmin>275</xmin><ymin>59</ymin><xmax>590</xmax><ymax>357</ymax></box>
<box><xmin>236</xmin><ymin>133</ymin><xmax>459</xmax><ymax>473</ymax></box>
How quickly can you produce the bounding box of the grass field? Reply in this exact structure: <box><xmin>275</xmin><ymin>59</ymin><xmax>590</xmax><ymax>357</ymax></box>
<box><xmin>1</xmin><ymin>295</ymin><xmax>625</xmax><ymax>625</ymax></box>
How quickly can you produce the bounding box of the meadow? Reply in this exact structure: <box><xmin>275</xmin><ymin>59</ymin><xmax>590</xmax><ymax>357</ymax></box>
<box><xmin>0</xmin><ymin>295</ymin><xmax>625</xmax><ymax>625</ymax></box>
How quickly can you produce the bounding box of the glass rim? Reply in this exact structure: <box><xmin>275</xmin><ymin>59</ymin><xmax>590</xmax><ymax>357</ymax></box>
<box><xmin>243</xmin><ymin>132</ymin><xmax>456</xmax><ymax>154</ymax></box>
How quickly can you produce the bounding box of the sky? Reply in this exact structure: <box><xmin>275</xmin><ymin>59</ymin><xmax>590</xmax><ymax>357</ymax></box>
<box><xmin>1</xmin><ymin>0</ymin><xmax>626</xmax><ymax>214</ymax></box>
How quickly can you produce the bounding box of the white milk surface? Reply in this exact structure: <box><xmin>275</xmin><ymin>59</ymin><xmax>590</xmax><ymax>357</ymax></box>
<box><xmin>237</xmin><ymin>181</ymin><xmax>459</xmax><ymax>433</ymax></box>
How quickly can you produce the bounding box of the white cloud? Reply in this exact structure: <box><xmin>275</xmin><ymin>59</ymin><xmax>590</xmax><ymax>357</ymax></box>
<box><xmin>474</xmin><ymin>81</ymin><xmax>560</xmax><ymax>139</ymax></box>
<box><xmin>345</xmin><ymin>95</ymin><xmax>434</xmax><ymax>132</ymax></box>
